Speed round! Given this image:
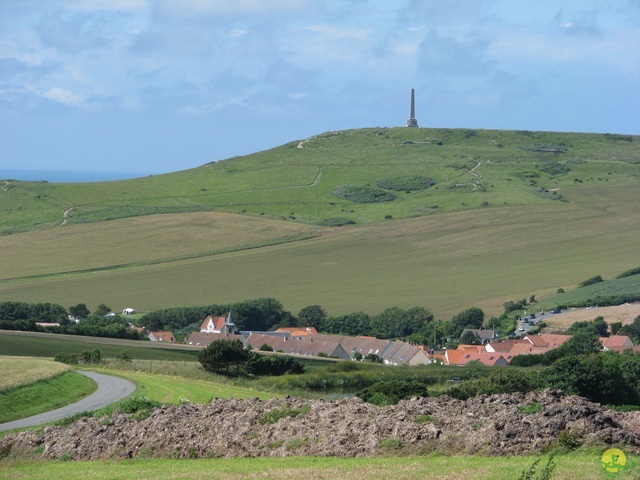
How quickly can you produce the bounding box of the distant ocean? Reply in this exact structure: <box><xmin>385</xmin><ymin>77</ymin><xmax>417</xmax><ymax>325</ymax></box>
<box><xmin>0</xmin><ymin>169</ymin><xmax>154</xmax><ymax>183</ymax></box>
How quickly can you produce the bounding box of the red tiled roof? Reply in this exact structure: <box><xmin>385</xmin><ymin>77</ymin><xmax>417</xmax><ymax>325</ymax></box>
<box><xmin>275</xmin><ymin>327</ymin><xmax>318</xmax><ymax>336</ymax></box>
<box><xmin>200</xmin><ymin>315</ymin><xmax>226</xmax><ymax>332</ymax></box>
<box><xmin>600</xmin><ymin>335</ymin><xmax>634</xmax><ymax>348</ymax></box>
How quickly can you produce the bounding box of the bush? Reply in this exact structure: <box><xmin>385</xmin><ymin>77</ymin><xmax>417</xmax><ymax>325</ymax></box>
<box><xmin>246</xmin><ymin>353</ymin><xmax>305</xmax><ymax>376</ymax></box>
<box><xmin>114</xmin><ymin>397</ymin><xmax>161</xmax><ymax>420</ymax></box>
<box><xmin>578</xmin><ymin>275</ymin><xmax>604</xmax><ymax>288</ymax></box>
<box><xmin>258</xmin><ymin>404</ymin><xmax>310</xmax><ymax>425</ymax></box>
<box><xmin>332</xmin><ymin>185</ymin><xmax>397</xmax><ymax>203</ymax></box>
<box><xmin>616</xmin><ymin>267</ymin><xmax>640</xmax><ymax>279</ymax></box>
<box><xmin>357</xmin><ymin>379</ymin><xmax>429</xmax><ymax>406</ymax></box>
<box><xmin>376</xmin><ymin>175</ymin><xmax>436</xmax><ymax>192</ymax></box>
<box><xmin>54</xmin><ymin>353</ymin><xmax>79</xmax><ymax>365</ymax></box>
<box><xmin>317</xmin><ymin>217</ymin><xmax>356</xmax><ymax>227</ymax></box>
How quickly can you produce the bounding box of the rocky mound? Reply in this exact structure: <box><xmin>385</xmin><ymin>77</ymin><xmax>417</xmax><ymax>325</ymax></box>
<box><xmin>2</xmin><ymin>389</ymin><xmax>639</xmax><ymax>460</ymax></box>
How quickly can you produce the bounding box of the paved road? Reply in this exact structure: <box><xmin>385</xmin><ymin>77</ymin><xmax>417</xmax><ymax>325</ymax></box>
<box><xmin>0</xmin><ymin>370</ymin><xmax>136</xmax><ymax>432</ymax></box>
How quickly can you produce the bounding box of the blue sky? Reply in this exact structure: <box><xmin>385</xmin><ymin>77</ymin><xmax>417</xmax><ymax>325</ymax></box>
<box><xmin>1</xmin><ymin>0</ymin><xmax>639</xmax><ymax>180</ymax></box>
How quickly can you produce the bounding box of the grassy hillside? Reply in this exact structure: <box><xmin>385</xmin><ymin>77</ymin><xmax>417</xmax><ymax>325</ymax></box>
<box><xmin>1</xmin><ymin>128</ymin><xmax>639</xmax><ymax>318</ymax></box>
<box><xmin>2</xmin><ymin>128</ymin><xmax>638</xmax><ymax>232</ymax></box>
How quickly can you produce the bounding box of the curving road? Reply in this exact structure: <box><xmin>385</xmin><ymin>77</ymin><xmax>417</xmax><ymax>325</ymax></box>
<box><xmin>0</xmin><ymin>370</ymin><xmax>136</xmax><ymax>432</ymax></box>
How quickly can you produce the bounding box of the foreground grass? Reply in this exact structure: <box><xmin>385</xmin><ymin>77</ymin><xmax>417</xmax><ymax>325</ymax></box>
<box><xmin>1</xmin><ymin>453</ymin><xmax>637</xmax><ymax>480</ymax></box>
<box><xmin>0</xmin><ymin>371</ymin><xmax>96</xmax><ymax>424</ymax></box>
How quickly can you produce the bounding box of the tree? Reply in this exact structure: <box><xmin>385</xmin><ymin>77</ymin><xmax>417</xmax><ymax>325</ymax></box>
<box><xmin>610</xmin><ymin>322</ymin><xmax>623</xmax><ymax>335</ymax></box>
<box><xmin>297</xmin><ymin>305</ymin><xmax>327</xmax><ymax>330</ymax></box>
<box><xmin>567</xmin><ymin>317</ymin><xmax>608</xmax><ymax>337</ymax></box>
<box><xmin>446</xmin><ymin>307</ymin><xmax>485</xmax><ymax>339</ymax></box>
<box><xmin>69</xmin><ymin>303</ymin><xmax>90</xmax><ymax>319</ymax></box>
<box><xmin>198</xmin><ymin>339</ymin><xmax>249</xmax><ymax>375</ymax></box>
<box><xmin>460</xmin><ymin>330</ymin><xmax>481</xmax><ymax>345</ymax></box>
<box><xmin>619</xmin><ymin>316</ymin><xmax>640</xmax><ymax>345</ymax></box>
<box><xmin>543</xmin><ymin>353</ymin><xmax>633</xmax><ymax>405</ymax></box>
<box><xmin>94</xmin><ymin>304</ymin><xmax>112</xmax><ymax>317</ymax></box>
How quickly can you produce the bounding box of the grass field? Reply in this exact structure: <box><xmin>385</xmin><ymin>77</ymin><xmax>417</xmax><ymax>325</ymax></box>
<box><xmin>1</xmin><ymin>128</ymin><xmax>639</xmax><ymax>318</ymax></box>
<box><xmin>91</xmin><ymin>369</ymin><xmax>275</xmax><ymax>404</ymax></box>
<box><xmin>0</xmin><ymin>331</ymin><xmax>200</xmax><ymax>361</ymax></box>
<box><xmin>1</xmin><ymin>186</ymin><xmax>638</xmax><ymax>319</ymax></box>
<box><xmin>1</xmin><ymin>453</ymin><xmax>638</xmax><ymax>480</ymax></box>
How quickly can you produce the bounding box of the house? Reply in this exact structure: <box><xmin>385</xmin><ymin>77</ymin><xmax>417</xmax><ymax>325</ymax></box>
<box><xmin>600</xmin><ymin>335</ymin><xmax>634</xmax><ymax>350</ymax></box>
<box><xmin>200</xmin><ymin>312</ymin><xmax>237</xmax><ymax>335</ymax></box>
<box><xmin>147</xmin><ymin>331</ymin><xmax>177</xmax><ymax>343</ymax></box>
<box><xmin>460</xmin><ymin>329</ymin><xmax>499</xmax><ymax>344</ymax></box>
<box><xmin>122</xmin><ymin>308</ymin><xmax>137</xmax><ymax>315</ymax></box>
<box><xmin>244</xmin><ymin>333</ymin><xmax>350</xmax><ymax>360</ymax></box>
<box><xmin>36</xmin><ymin>322</ymin><xmax>60</xmax><ymax>328</ymax></box>
<box><xmin>307</xmin><ymin>334</ymin><xmax>389</xmax><ymax>360</ymax></box>
<box><xmin>524</xmin><ymin>333</ymin><xmax>571</xmax><ymax>350</ymax></box>
<box><xmin>444</xmin><ymin>349</ymin><xmax>508</xmax><ymax>366</ymax></box>
<box><xmin>382</xmin><ymin>340</ymin><xmax>430</xmax><ymax>366</ymax></box>
<box><xmin>185</xmin><ymin>331</ymin><xmax>244</xmax><ymax>347</ymax></box>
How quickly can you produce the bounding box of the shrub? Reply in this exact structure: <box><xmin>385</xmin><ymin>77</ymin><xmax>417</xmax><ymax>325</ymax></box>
<box><xmin>258</xmin><ymin>404</ymin><xmax>311</xmax><ymax>425</ymax></box>
<box><xmin>332</xmin><ymin>185</ymin><xmax>397</xmax><ymax>203</ymax></box>
<box><xmin>115</xmin><ymin>397</ymin><xmax>162</xmax><ymax>420</ymax></box>
<box><xmin>616</xmin><ymin>267</ymin><xmax>640</xmax><ymax>279</ymax></box>
<box><xmin>415</xmin><ymin>414</ymin><xmax>437</xmax><ymax>425</ymax></box>
<box><xmin>54</xmin><ymin>353</ymin><xmax>79</xmax><ymax>365</ymax></box>
<box><xmin>578</xmin><ymin>275</ymin><xmax>604</xmax><ymax>288</ymax></box>
<box><xmin>357</xmin><ymin>379</ymin><xmax>429</xmax><ymax>406</ymax></box>
<box><xmin>376</xmin><ymin>438</ymin><xmax>404</xmax><ymax>451</ymax></box>
<box><xmin>317</xmin><ymin>217</ymin><xmax>356</xmax><ymax>227</ymax></box>
<box><xmin>518</xmin><ymin>402</ymin><xmax>543</xmax><ymax>414</ymax></box>
<box><xmin>376</xmin><ymin>175</ymin><xmax>436</xmax><ymax>192</ymax></box>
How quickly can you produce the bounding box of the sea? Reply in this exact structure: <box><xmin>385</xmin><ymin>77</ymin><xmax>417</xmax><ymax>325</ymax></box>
<box><xmin>0</xmin><ymin>169</ymin><xmax>154</xmax><ymax>183</ymax></box>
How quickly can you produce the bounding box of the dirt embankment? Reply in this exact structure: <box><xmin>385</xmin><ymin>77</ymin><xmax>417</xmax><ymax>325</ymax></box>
<box><xmin>2</xmin><ymin>389</ymin><xmax>639</xmax><ymax>460</ymax></box>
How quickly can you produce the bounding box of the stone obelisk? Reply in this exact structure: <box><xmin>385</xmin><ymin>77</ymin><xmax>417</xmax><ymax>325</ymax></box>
<box><xmin>407</xmin><ymin>88</ymin><xmax>418</xmax><ymax>127</ymax></box>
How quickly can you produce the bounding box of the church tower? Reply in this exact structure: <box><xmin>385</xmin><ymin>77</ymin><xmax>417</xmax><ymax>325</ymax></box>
<box><xmin>407</xmin><ymin>88</ymin><xmax>418</xmax><ymax>127</ymax></box>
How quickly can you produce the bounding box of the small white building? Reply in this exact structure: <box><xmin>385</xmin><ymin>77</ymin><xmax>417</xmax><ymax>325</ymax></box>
<box><xmin>122</xmin><ymin>308</ymin><xmax>137</xmax><ymax>315</ymax></box>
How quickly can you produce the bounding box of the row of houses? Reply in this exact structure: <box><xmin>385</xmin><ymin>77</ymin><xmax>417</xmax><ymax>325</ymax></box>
<box><xmin>434</xmin><ymin>333</ymin><xmax>638</xmax><ymax>366</ymax></box>
<box><xmin>184</xmin><ymin>314</ymin><xmax>430</xmax><ymax>366</ymax></box>
<box><xmin>139</xmin><ymin>314</ymin><xmax>638</xmax><ymax>368</ymax></box>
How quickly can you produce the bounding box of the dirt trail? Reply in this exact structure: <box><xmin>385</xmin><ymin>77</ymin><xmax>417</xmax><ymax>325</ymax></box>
<box><xmin>58</xmin><ymin>207</ymin><xmax>74</xmax><ymax>226</ymax></box>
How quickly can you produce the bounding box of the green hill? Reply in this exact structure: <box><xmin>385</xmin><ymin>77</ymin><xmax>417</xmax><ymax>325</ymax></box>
<box><xmin>1</xmin><ymin>128</ymin><xmax>639</xmax><ymax>319</ymax></box>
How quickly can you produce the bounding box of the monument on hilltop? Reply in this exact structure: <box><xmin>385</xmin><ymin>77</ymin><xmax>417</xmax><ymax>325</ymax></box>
<box><xmin>406</xmin><ymin>88</ymin><xmax>418</xmax><ymax>127</ymax></box>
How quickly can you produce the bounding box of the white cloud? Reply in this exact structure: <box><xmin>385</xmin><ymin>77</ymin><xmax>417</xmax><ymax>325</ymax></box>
<box><xmin>42</xmin><ymin>86</ymin><xmax>85</xmax><ymax>106</ymax></box>
<box><xmin>156</xmin><ymin>0</ymin><xmax>309</xmax><ymax>18</ymax></box>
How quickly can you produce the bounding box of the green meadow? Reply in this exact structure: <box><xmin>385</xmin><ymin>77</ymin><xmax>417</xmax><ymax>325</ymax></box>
<box><xmin>1</xmin><ymin>128</ymin><xmax>639</xmax><ymax>318</ymax></box>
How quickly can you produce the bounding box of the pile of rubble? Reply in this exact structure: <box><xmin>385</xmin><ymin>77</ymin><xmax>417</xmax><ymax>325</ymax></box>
<box><xmin>2</xmin><ymin>389</ymin><xmax>638</xmax><ymax>460</ymax></box>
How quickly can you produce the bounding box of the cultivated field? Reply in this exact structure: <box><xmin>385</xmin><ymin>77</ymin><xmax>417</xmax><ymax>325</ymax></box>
<box><xmin>1</xmin><ymin>186</ymin><xmax>638</xmax><ymax>318</ymax></box>
<box><xmin>0</xmin><ymin>356</ymin><xmax>70</xmax><ymax>391</ymax></box>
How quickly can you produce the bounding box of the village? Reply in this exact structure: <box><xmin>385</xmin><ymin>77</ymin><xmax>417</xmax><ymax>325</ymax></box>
<box><xmin>136</xmin><ymin>311</ymin><xmax>639</xmax><ymax>367</ymax></box>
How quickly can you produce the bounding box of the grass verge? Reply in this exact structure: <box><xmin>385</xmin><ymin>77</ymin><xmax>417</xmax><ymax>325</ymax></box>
<box><xmin>0</xmin><ymin>371</ymin><xmax>96</xmax><ymax>424</ymax></box>
<box><xmin>0</xmin><ymin>453</ymin><xmax>637</xmax><ymax>480</ymax></box>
